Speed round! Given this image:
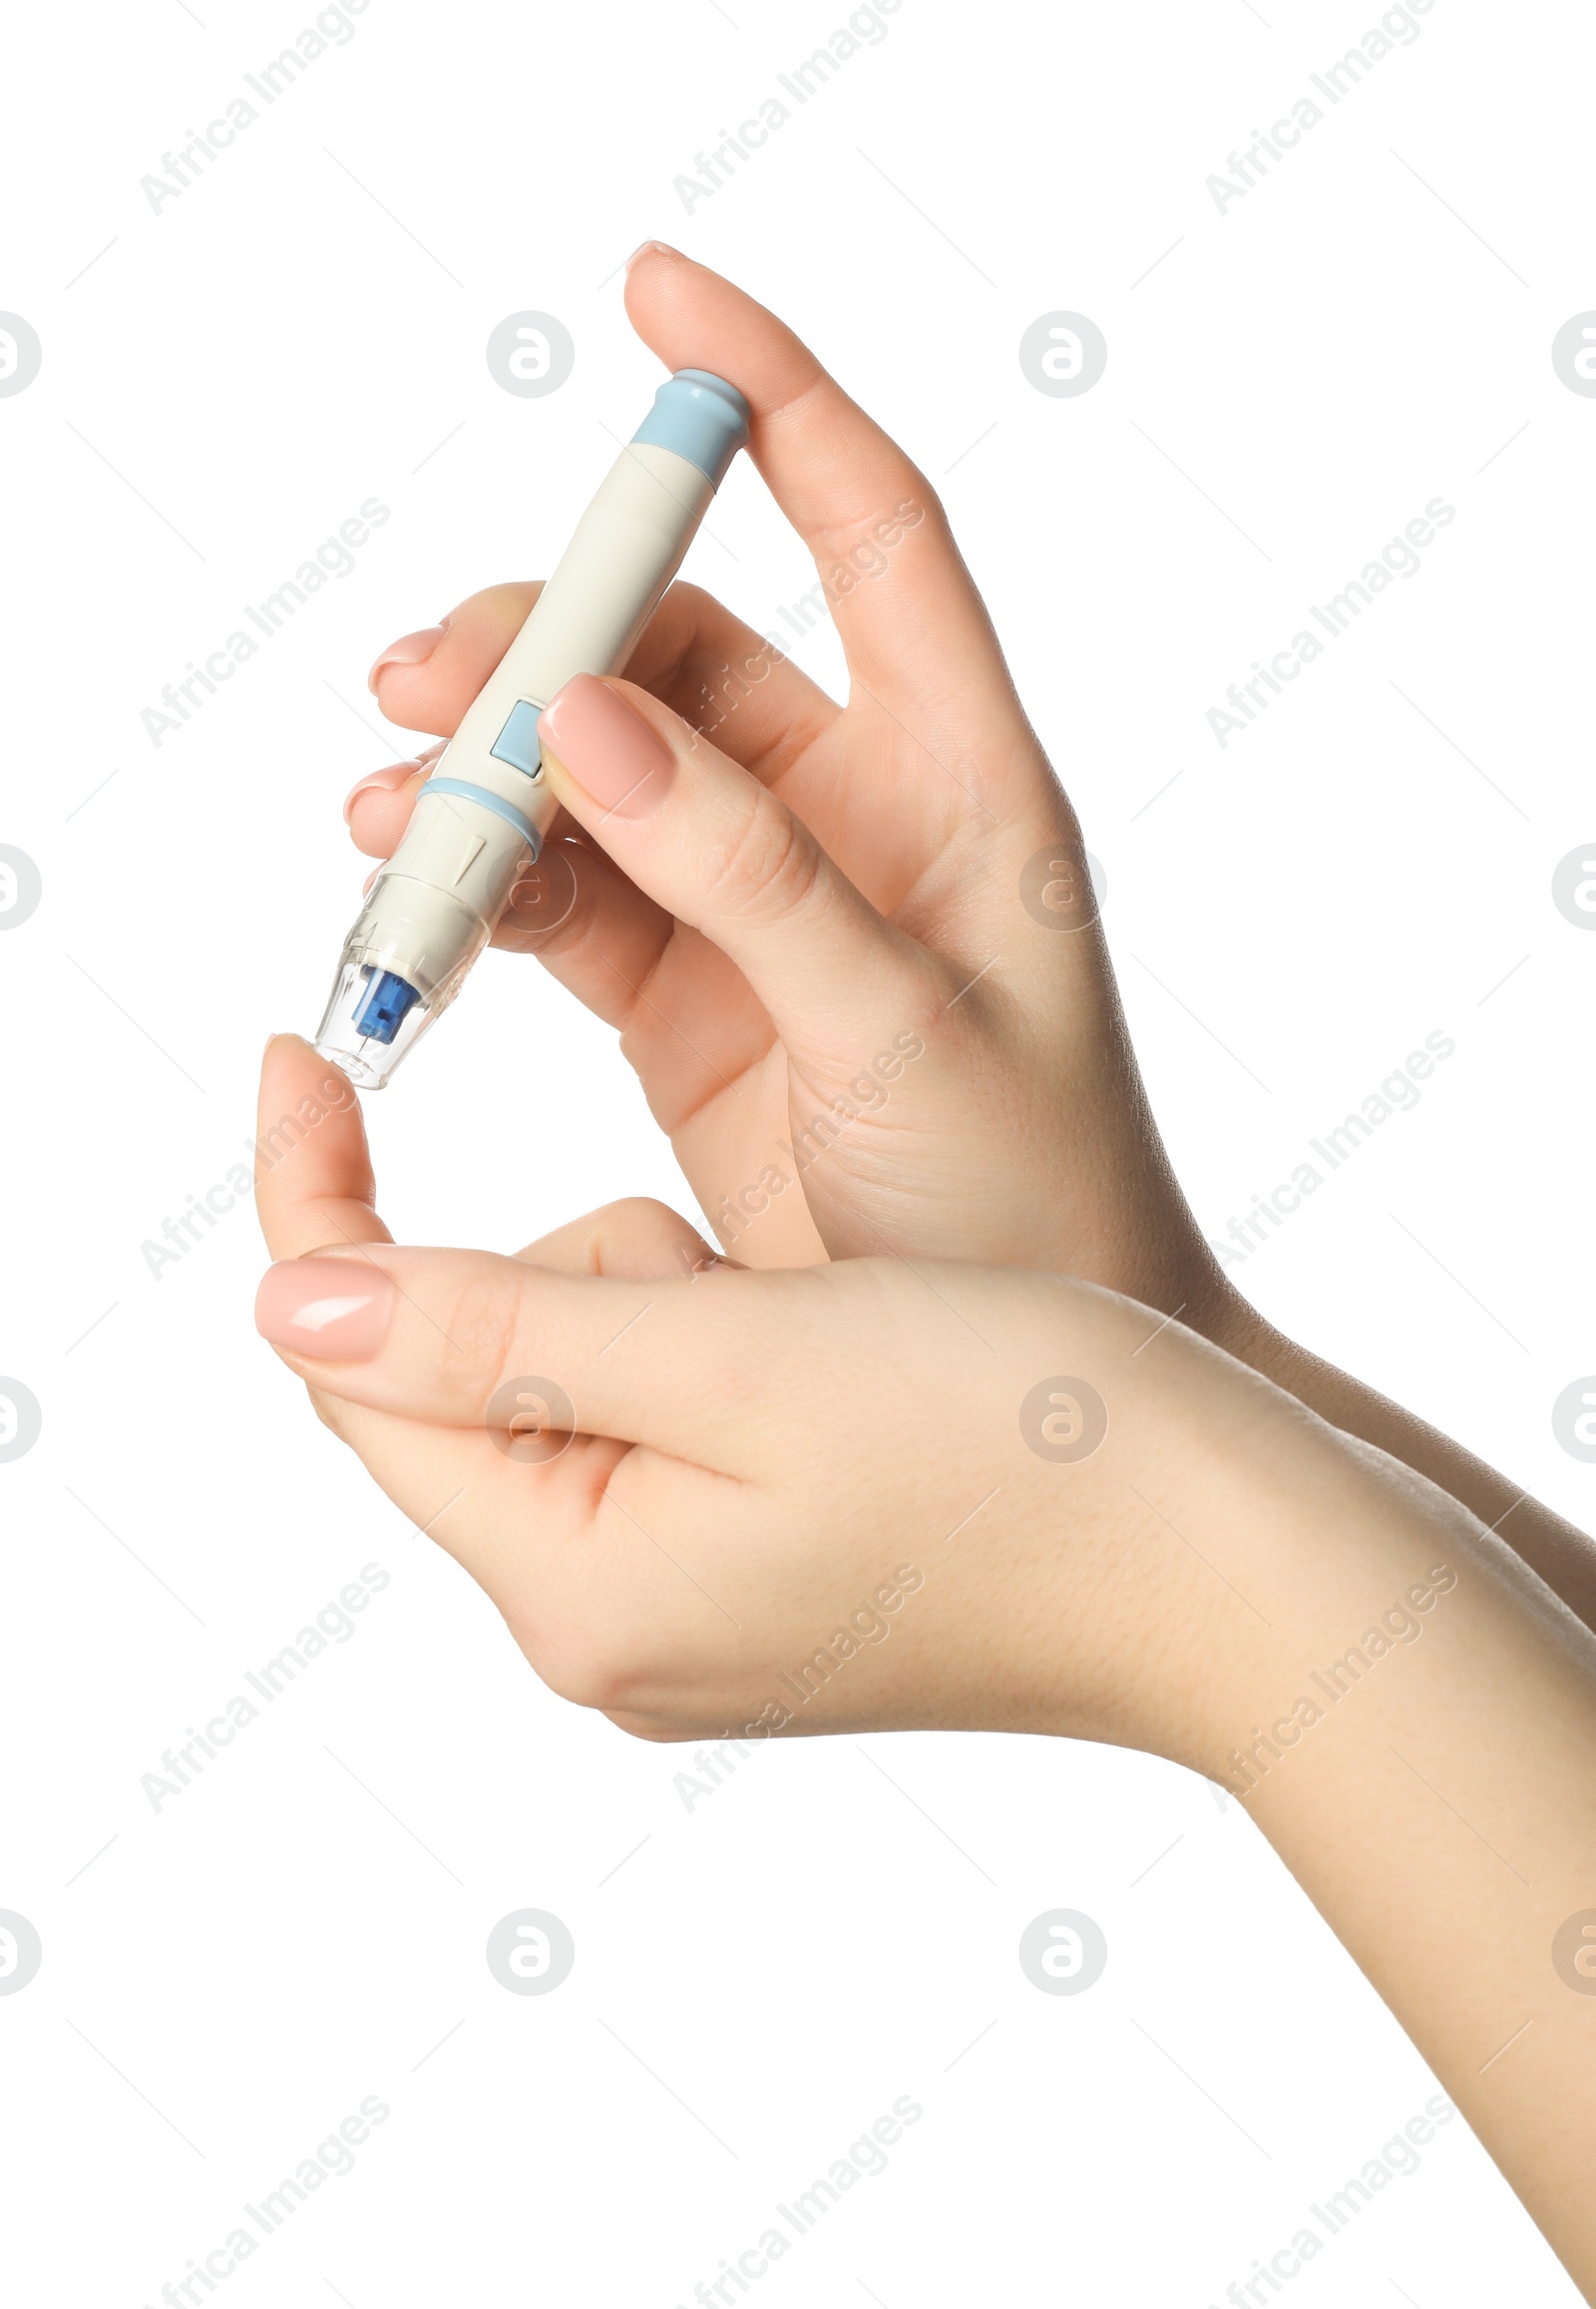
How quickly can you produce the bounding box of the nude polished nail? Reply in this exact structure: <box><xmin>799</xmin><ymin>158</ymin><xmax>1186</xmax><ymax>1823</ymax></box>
<box><xmin>538</xmin><ymin>674</ymin><xmax>676</xmax><ymax>819</ymax></box>
<box><xmin>254</xmin><ymin>1259</ymin><xmax>394</xmax><ymax>1361</ymax></box>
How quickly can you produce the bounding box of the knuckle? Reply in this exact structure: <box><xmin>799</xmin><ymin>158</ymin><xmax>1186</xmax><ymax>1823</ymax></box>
<box><xmin>441</xmin><ymin>1265</ymin><xmax>527</xmax><ymax>1413</ymax></box>
<box><xmin>605</xmin><ymin>1194</ymin><xmax>682</xmax><ymax>1234</ymax></box>
<box><xmin>538</xmin><ymin>1623</ymin><xmax>673</xmax><ymax>1722</ymax></box>
<box><xmin>667</xmin><ymin>578</ymin><xmax>717</xmax><ymax>624</ymax></box>
<box><xmin>815</xmin><ymin>469</ymin><xmax>941</xmax><ymax>577</ymax></box>
<box><xmin>571</xmin><ymin>1619</ymin><xmax>659</xmax><ymax>1717</ymax></box>
<box><xmin>532</xmin><ymin>1631</ymin><xmax>633</xmax><ymax>1715</ymax></box>
<box><xmin>547</xmin><ymin>1599</ymin><xmax>668</xmax><ymax>1721</ymax></box>
<box><xmin>900</xmin><ymin>969</ymin><xmax>952</xmax><ymax>1047</ymax></box>
<box><xmin>306</xmin><ymin>1386</ymin><xmax>356</xmax><ymax>1444</ymax></box>
<box><xmin>471</xmin><ymin>578</ymin><xmax>542</xmax><ymax>630</ymax></box>
<box><xmin>601</xmin><ymin>1197</ymin><xmax>706</xmax><ymax>1269</ymax></box>
<box><xmin>702</xmin><ymin>786</ymin><xmax>823</xmax><ymax>925</ymax></box>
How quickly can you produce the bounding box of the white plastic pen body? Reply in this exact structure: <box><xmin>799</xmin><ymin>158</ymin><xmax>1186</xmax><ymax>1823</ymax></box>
<box><xmin>314</xmin><ymin>368</ymin><xmax>749</xmax><ymax>1087</ymax></box>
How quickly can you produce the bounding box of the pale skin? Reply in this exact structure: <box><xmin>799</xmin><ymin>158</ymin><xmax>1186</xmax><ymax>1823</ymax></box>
<box><xmin>350</xmin><ymin>244</ymin><xmax>1596</xmax><ymax>1638</ymax></box>
<box><xmin>259</xmin><ymin>247</ymin><xmax>1596</xmax><ymax>2287</ymax></box>
<box><xmin>254</xmin><ymin>1037</ymin><xmax>1596</xmax><ymax>2290</ymax></box>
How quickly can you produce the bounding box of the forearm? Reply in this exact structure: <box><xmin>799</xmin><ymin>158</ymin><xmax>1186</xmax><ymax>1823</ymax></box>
<box><xmin>1192</xmin><ymin>1425</ymin><xmax>1596</xmax><ymax>2292</ymax></box>
<box><xmin>1205</xmin><ymin>1285</ymin><xmax>1596</xmax><ymax>1638</ymax></box>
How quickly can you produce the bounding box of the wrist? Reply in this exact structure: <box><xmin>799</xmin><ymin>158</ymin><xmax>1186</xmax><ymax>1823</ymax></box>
<box><xmin>1028</xmin><ymin>1302</ymin><xmax>1461</xmax><ymax>1781</ymax></box>
<box><xmin>992</xmin><ymin>1294</ymin><xmax>1379</xmax><ymax>1770</ymax></box>
<box><xmin>1197</xmin><ymin>1478</ymin><xmax>1471</xmax><ymax>1804</ymax></box>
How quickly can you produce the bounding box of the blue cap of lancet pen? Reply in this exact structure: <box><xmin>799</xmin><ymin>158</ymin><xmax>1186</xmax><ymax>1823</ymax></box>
<box><xmin>630</xmin><ymin>368</ymin><xmax>751</xmax><ymax>487</ymax></box>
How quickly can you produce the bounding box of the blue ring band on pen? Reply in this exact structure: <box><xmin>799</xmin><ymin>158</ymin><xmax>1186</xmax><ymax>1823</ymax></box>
<box><xmin>418</xmin><ymin>777</ymin><xmax>543</xmax><ymax>855</ymax></box>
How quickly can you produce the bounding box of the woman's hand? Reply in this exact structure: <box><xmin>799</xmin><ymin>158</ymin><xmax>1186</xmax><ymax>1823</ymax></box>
<box><xmin>250</xmin><ymin>1039</ymin><xmax>1263</xmax><ymax>1761</ymax></box>
<box><xmin>350</xmin><ymin>245</ymin><xmax>1225</xmax><ymax>1328</ymax></box>
<box><xmin>254</xmin><ymin>1031</ymin><xmax>1596</xmax><ymax>2291</ymax></box>
<box><xmin>347</xmin><ymin>243</ymin><xmax>1596</xmax><ymax>1647</ymax></box>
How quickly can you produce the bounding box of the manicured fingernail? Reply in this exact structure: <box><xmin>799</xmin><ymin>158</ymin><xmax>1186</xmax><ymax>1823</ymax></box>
<box><xmin>624</xmin><ymin>239</ymin><xmax>677</xmax><ymax>270</ymax></box>
<box><xmin>366</xmin><ymin>626</ymin><xmax>446</xmax><ymax>693</ymax></box>
<box><xmin>254</xmin><ymin>1258</ymin><xmax>394</xmax><ymax>1361</ymax></box>
<box><xmin>342</xmin><ymin>761</ymin><xmax>421</xmax><ymax>824</ymax></box>
<box><xmin>538</xmin><ymin>675</ymin><xmax>675</xmax><ymax>820</ymax></box>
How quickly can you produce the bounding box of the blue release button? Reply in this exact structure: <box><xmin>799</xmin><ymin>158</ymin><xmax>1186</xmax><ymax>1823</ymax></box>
<box><xmin>489</xmin><ymin>700</ymin><xmax>543</xmax><ymax>778</ymax></box>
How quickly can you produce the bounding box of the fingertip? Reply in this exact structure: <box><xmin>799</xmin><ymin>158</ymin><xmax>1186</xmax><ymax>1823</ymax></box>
<box><xmin>260</xmin><ymin>1028</ymin><xmax>313</xmax><ymax>1080</ymax></box>
<box><xmin>620</xmin><ymin>239</ymin><xmax>688</xmax><ymax>314</ymax></box>
<box><xmin>347</xmin><ymin>774</ymin><xmax>423</xmax><ymax>860</ymax></box>
<box><xmin>253</xmin><ymin>1033</ymin><xmax>390</xmax><ymax>1262</ymax></box>
<box><xmin>342</xmin><ymin>759</ymin><xmax>421</xmax><ymax>827</ymax></box>
<box><xmin>622</xmin><ymin>247</ymin><xmax>744</xmax><ymax>375</ymax></box>
<box><xmin>623</xmin><ymin>237</ymin><xmax>681</xmax><ymax>276</ymax></box>
<box><xmin>364</xmin><ymin>666</ymin><xmax>446</xmax><ymax>736</ymax></box>
<box><xmin>366</xmin><ymin>625</ymin><xmax>447</xmax><ymax>695</ymax></box>
<box><xmin>258</xmin><ymin>1033</ymin><xmax>361</xmax><ymax>1135</ymax></box>
<box><xmin>366</xmin><ymin>584</ymin><xmax>541</xmax><ymax>736</ymax></box>
<box><xmin>621</xmin><ymin>255</ymin><xmax>816</xmax><ymax>430</ymax></box>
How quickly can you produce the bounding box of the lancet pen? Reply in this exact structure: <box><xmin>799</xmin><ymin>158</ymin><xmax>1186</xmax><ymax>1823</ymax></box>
<box><xmin>314</xmin><ymin>368</ymin><xmax>750</xmax><ymax>1086</ymax></box>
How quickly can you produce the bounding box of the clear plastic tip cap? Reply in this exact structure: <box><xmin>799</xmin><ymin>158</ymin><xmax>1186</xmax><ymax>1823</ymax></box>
<box><xmin>314</xmin><ymin>956</ymin><xmax>434</xmax><ymax>1089</ymax></box>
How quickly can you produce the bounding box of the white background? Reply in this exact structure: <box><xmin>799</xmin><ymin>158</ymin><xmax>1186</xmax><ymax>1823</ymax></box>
<box><xmin>1</xmin><ymin>0</ymin><xmax>1592</xmax><ymax>2301</ymax></box>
